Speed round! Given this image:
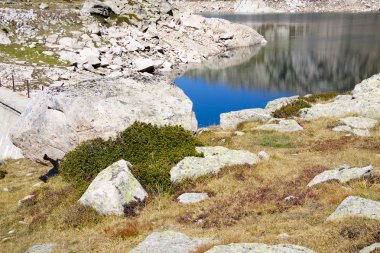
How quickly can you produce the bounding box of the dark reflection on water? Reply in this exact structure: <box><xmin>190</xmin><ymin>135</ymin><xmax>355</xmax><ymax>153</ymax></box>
<box><xmin>175</xmin><ymin>12</ymin><xmax>380</xmax><ymax>127</ymax></box>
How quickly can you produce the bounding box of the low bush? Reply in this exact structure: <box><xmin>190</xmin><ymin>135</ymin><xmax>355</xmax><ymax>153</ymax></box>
<box><xmin>62</xmin><ymin>203</ymin><xmax>101</xmax><ymax>228</ymax></box>
<box><xmin>273</xmin><ymin>99</ymin><xmax>311</xmax><ymax>118</ymax></box>
<box><xmin>60</xmin><ymin>122</ymin><xmax>202</xmax><ymax>194</ymax></box>
<box><xmin>302</xmin><ymin>92</ymin><xmax>338</xmax><ymax>103</ymax></box>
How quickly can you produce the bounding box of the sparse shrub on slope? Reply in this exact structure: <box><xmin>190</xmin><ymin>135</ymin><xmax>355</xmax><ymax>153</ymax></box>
<box><xmin>60</xmin><ymin>122</ymin><xmax>202</xmax><ymax>194</ymax></box>
<box><xmin>0</xmin><ymin>170</ymin><xmax>7</xmax><ymax>179</ymax></box>
<box><xmin>273</xmin><ymin>99</ymin><xmax>311</xmax><ymax>118</ymax></box>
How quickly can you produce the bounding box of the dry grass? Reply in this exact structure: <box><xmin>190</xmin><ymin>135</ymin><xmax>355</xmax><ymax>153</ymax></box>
<box><xmin>1</xmin><ymin>117</ymin><xmax>380</xmax><ymax>252</ymax></box>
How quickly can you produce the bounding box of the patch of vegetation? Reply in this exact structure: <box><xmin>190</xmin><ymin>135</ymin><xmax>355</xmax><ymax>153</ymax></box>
<box><xmin>61</xmin><ymin>203</ymin><xmax>101</xmax><ymax>228</ymax></box>
<box><xmin>0</xmin><ymin>44</ymin><xmax>67</xmax><ymax>66</ymax></box>
<box><xmin>302</xmin><ymin>92</ymin><xmax>338</xmax><ymax>103</ymax></box>
<box><xmin>60</xmin><ymin>122</ymin><xmax>202</xmax><ymax>194</ymax></box>
<box><xmin>253</xmin><ymin>131</ymin><xmax>298</xmax><ymax>148</ymax></box>
<box><xmin>0</xmin><ymin>170</ymin><xmax>7</xmax><ymax>179</ymax></box>
<box><xmin>273</xmin><ymin>99</ymin><xmax>311</xmax><ymax>118</ymax></box>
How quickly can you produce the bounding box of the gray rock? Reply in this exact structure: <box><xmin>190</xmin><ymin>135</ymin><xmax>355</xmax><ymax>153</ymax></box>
<box><xmin>170</xmin><ymin>146</ymin><xmax>259</xmax><ymax>183</ymax></box>
<box><xmin>205</xmin><ymin>243</ymin><xmax>316</xmax><ymax>253</ymax></box>
<box><xmin>254</xmin><ymin>119</ymin><xmax>303</xmax><ymax>132</ymax></box>
<box><xmin>307</xmin><ymin>165</ymin><xmax>373</xmax><ymax>187</ymax></box>
<box><xmin>327</xmin><ymin>196</ymin><xmax>380</xmax><ymax>221</ymax></box>
<box><xmin>332</xmin><ymin>125</ymin><xmax>370</xmax><ymax>137</ymax></box>
<box><xmin>0</xmin><ymin>160</ymin><xmax>5</xmax><ymax>166</ymax></box>
<box><xmin>300</xmin><ymin>74</ymin><xmax>380</xmax><ymax>120</ymax></box>
<box><xmin>0</xmin><ymin>29</ymin><xmax>11</xmax><ymax>45</ymax></box>
<box><xmin>177</xmin><ymin>193</ymin><xmax>209</xmax><ymax>204</ymax></box>
<box><xmin>258</xmin><ymin>151</ymin><xmax>270</xmax><ymax>161</ymax></box>
<box><xmin>82</xmin><ymin>0</ymin><xmax>172</xmax><ymax>21</ymax></box>
<box><xmin>79</xmin><ymin>160</ymin><xmax>147</xmax><ymax>215</ymax></box>
<box><xmin>87</xmin><ymin>22</ymin><xmax>100</xmax><ymax>35</ymax></box>
<box><xmin>220</xmin><ymin>108</ymin><xmax>272</xmax><ymax>130</ymax></box>
<box><xmin>11</xmin><ymin>76</ymin><xmax>197</xmax><ymax>162</ymax></box>
<box><xmin>131</xmin><ymin>231</ymin><xmax>208</xmax><ymax>253</ymax></box>
<box><xmin>277</xmin><ymin>233</ymin><xmax>290</xmax><ymax>239</ymax></box>
<box><xmin>39</xmin><ymin>3</ymin><xmax>49</xmax><ymax>9</ymax></box>
<box><xmin>359</xmin><ymin>243</ymin><xmax>380</xmax><ymax>253</ymax></box>
<box><xmin>58</xmin><ymin>37</ymin><xmax>82</xmax><ymax>50</ymax></box>
<box><xmin>24</xmin><ymin>243</ymin><xmax>55</xmax><ymax>253</ymax></box>
<box><xmin>134</xmin><ymin>58</ymin><xmax>155</xmax><ymax>73</ymax></box>
<box><xmin>339</xmin><ymin>117</ymin><xmax>378</xmax><ymax>129</ymax></box>
<box><xmin>78</xmin><ymin>47</ymin><xmax>101</xmax><ymax>66</ymax></box>
<box><xmin>265</xmin><ymin>96</ymin><xmax>300</xmax><ymax>112</ymax></box>
<box><xmin>18</xmin><ymin>195</ymin><xmax>36</xmax><ymax>206</ymax></box>
<box><xmin>235</xmin><ymin>0</ymin><xmax>277</xmax><ymax>13</ymax></box>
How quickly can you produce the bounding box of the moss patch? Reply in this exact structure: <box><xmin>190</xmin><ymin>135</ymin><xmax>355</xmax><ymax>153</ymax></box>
<box><xmin>0</xmin><ymin>44</ymin><xmax>67</xmax><ymax>66</ymax></box>
<box><xmin>302</xmin><ymin>92</ymin><xmax>338</xmax><ymax>103</ymax></box>
<box><xmin>60</xmin><ymin>122</ymin><xmax>202</xmax><ymax>194</ymax></box>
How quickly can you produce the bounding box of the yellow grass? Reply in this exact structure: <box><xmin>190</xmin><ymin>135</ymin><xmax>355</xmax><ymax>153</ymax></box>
<box><xmin>1</xmin><ymin>118</ymin><xmax>380</xmax><ymax>252</ymax></box>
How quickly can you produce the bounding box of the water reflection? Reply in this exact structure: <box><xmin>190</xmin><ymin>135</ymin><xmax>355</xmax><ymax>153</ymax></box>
<box><xmin>176</xmin><ymin>12</ymin><xmax>380</xmax><ymax>127</ymax></box>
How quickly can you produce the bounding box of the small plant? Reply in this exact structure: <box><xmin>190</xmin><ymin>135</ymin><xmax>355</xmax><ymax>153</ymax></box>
<box><xmin>273</xmin><ymin>99</ymin><xmax>311</xmax><ymax>118</ymax></box>
<box><xmin>60</xmin><ymin>122</ymin><xmax>202</xmax><ymax>194</ymax></box>
<box><xmin>302</xmin><ymin>92</ymin><xmax>338</xmax><ymax>103</ymax></box>
<box><xmin>62</xmin><ymin>203</ymin><xmax>100</xmax><ymax>228</ymax></box>
<box><xmin>105</xmin><ymin>220</ymin><xmax>141</xmax><ymax>239</ymax></box>
<box><xmin>0</xmin><ymin>170</ymin><xmax>7</xmax><ymax>179</ymax></box>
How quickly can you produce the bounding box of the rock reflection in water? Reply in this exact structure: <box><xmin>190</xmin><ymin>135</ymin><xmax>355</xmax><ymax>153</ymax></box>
<box><xmin>176</xmin><ymin>12</ymin><xmax>380</xmax><ymax>127</ymax></box>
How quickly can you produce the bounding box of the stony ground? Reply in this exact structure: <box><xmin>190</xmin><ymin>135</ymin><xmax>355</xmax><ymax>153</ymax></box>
<box><xmin>1</xmin><ymin>117</ymin><xmax>380</xmax><ymax>252</ymax></box>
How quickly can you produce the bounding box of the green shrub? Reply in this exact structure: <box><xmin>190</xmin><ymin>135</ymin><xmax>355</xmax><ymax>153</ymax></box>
<box><xmin>273</xmin><ymin>100</ymin><xmax>311</xmax><ymax>118</ymax></box>
<box><xmin>302</xmin><ymin>92</ymin><xmax>338</xmax><ymax>103</ymax></box>
<box><xmin>60</xmin><ymin>122</ymin><xmax>202</xmax><ymax>194</ymax></box>
<box><xmin>0</xmin><ymin>170</ymin><xmax>7</xmax><ymax>179</ymax></box>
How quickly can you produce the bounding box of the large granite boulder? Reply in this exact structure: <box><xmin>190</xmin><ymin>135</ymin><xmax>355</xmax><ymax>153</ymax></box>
<box><xmin>79</xmin><ymin>160</ymin><xmax>148</xmax><ymax>215</ymax></box>
<box><xmin>205</xmin><ymin>243</ymin><xmax>316</xmax><ymax>253</ymax></box>
<box><xmin>131</xmin><ymin>231</ymin><xmax>209</xmax><ymax>253</ymax></box>
<box><xmin>82</xmin><ymin>0</ymin><xmax>173</xmax><ymax>21</ymax></box>
<box><xmin>307</xmin><ymin>165</ymin><xmax>373</xmax><ymax>187</ymax></box>
<box><xmin>327</xmin><ymin>196</ymin><xmax>380</xmax><ymax>221</ymax></box>
<box><xmin>170</xmin><ymin>146</ymin><xmax>259</xmax><ymax>183</ymax></box>
<box><xmin>220</xmin><ymin>108</ymin><xmax>272</xmax><ymax>130</ymax></box>
<box><xmin>10</xmin><ymin>76</ymin><xmax>197</xmax><ymax>162</ymax></box>
<box><xmin>300</xmin><ymin>74</ymin><xmax>380</xmax><ymax>120</ymax></box>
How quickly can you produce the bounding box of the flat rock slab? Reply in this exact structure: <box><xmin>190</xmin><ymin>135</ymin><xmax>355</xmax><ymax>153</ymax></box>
<box><xmin>131</xmin><ymin>231</ymin><xmax>209</xmax><ymax>253</ymax></box>
<box><xmin>254</xmin><ymin>119</ymin><xmax>303</xmax><ymax>132</ymax></box>
<box><xmin>11</xmin><ymin>76</ymin><xmax>197</xmax><ymax>162</ymax></box>
<box><xmin>307</xmin><ymin>165</ymin><xmax>373</xmax><ymax>187</ymax></box>
<box><xmin>205</xmin><ymin>243</ymin><xmax>316</xmax><ymax>253</ymax></box>
<box><xmin>327</xmin><ymin>196</ymin><xmax>380</xmax><ymax>221</ymax></box>
<box><xmin>177</xmin><ymin>193</ymin><xmax>209</xmax><ymax>204</ymax></box>
<box><xmin>79</xmin><ymin>160</ymin><xmax>148</xmax><ymax>215</ymax></box>
<box><xmin>24</xmin><ymin>244</ymin><xmax>55</xmax><ymax>253</ymax></box>
<box><xmin>170</xmin><ymin>146</ymin><xmax>259</xmax><ymax>183</ymax></box>
<box><xmin>220</xmin><ymin>108</ymin><xmax>272</xmax><ymax>130</ymax></box>
<box><xmin>339</xmin><ymin>117</ymin><xmax>378</xmax><ymax>129</ymax></box>
<box><xmin>300</xmin><ymin>74</ymin><xmax>380</xmax><ymax>120</ymax></box>
<box><xmin>359</xmin><ymin>243</ymin><xmax>380</xmax><ymax>253</ymax></box>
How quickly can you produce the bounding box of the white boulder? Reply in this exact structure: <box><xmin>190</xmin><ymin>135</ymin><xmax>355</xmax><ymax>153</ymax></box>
<box><xmin>11</xmin><ymin>76</ymin><xmax>198</xmax><ymax>162</ymax></box>
<box><xmin>339</xmin><ymin>117</ymin><xmax>378</xmax><ymax>129</ymax></box>
<box><xmin>205</xmin><ymin>243</ymin><xmax>316</xmax><ymax>253</ymax></box>
<box><xmin>79</xmin><ymin>160</ymin><xmax>147</xmax><ymax>215</ymax></box>
<box><xmin>170</xmin><ymin>146</ymin><xmax>259</xmax><ymax>183</ymax></box>
<box><xmin>300</xmin><ymin>74</ymin><xmax>380</xmax><ymax>120</ymax></box>
<box><xmin>134</xmin><ymin>58</ymin><xmax>155</xmax><ymax>73</ymax></box>
<box><xmin>131</xmin><ymin>231</ymin><xmax>209</xmax><ymax>253</ymax></box>
<box><xmin>220</xmin><ymin>108</ymin><xmax>272</xmax><ymax>130</ymax></box>
<box><xmin>307</xmin><ymin>165</ymin><xmax>373</xmax><ymax>187</ymax></box>
<box><xmin>327</xmin><ymin>196</ymin><xmax>380</xmax><ymax>221</ymax></box>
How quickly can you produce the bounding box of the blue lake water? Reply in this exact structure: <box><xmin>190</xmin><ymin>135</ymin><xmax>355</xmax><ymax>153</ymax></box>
<box><xmin>175</xmin><ymin>12</ymin><xmax>380</xmax><ymax>127</ymax></box>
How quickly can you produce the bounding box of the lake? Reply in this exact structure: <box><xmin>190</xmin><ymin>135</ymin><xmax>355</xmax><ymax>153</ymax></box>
<box><xmin>175</xmin><ymin>12</ymin><xmax>380</xmax><ymax>127</ymax></box>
